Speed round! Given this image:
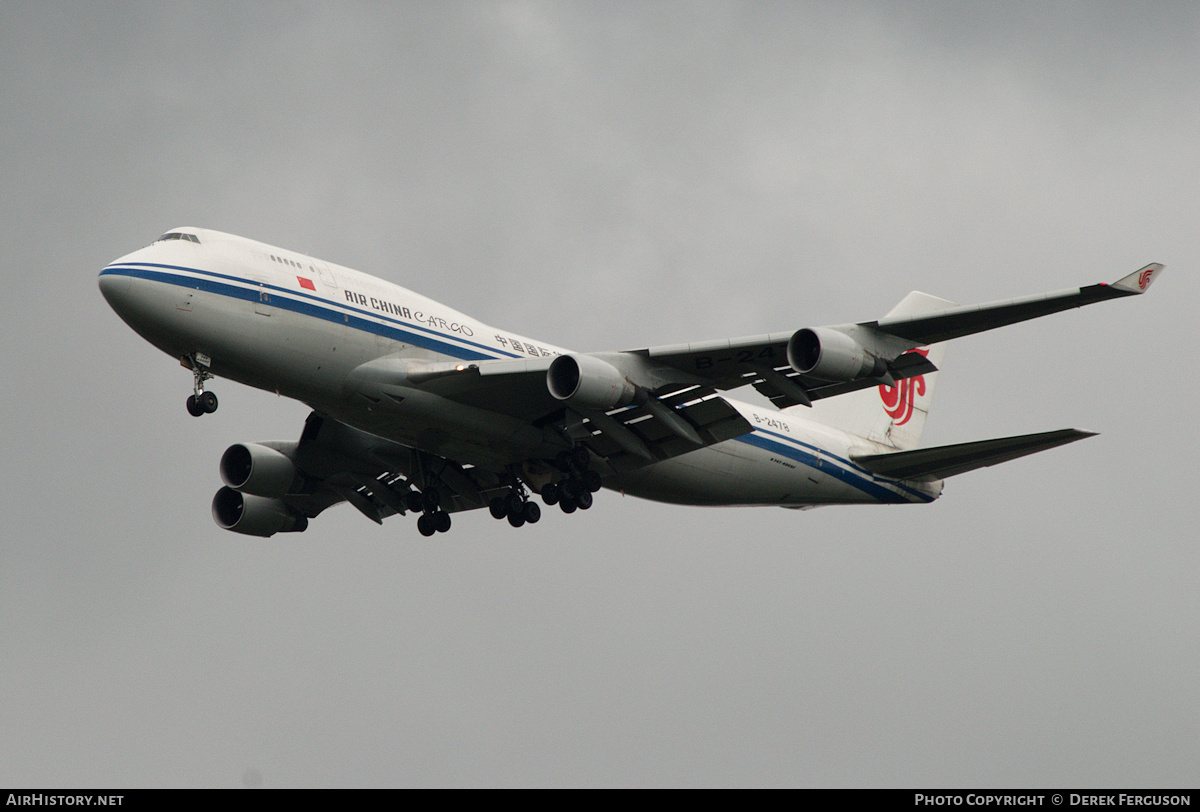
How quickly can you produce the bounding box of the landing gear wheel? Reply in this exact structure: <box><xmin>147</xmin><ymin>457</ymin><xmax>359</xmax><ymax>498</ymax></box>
<box><xmin>500</xmin><ymin>491</ymin><xmax>520</xmax><ymax>514</ymax></box>
<box><xmin>433</xmin><ymin>511</ymin><xmax>451</xmax><ymax>533</ymax></box>
<box><xmin>523</xmin><ymin>501</ymin><xmax>541</xmax><ymax>524</ymax></box>
<box><xmin>507</xmin><ymin>511</ymin><xmax>526</xmax><ymax>528</ymax></box>
<box><xmin>559</xmin><ymin>478</ymin><xmax>580</xmax><ymax>500</ymax></box>
<box><xmin>417</xmin><ymin>514</ymin><xmax>436</xmax><ymax>537</ymax></box>
<box><xmin>185</xmin><ymin>354</ymin><xmax>216</xmax><ymax>417</ymax></box>
<box><xmin>541</xmin><ymin>482</ymin><xmax>560</xmax><ymax>506</ymax></box>
<box><xmin>571</xmin><ymin>446</ymin><xmax>590</xmax><ymax>470</ymax></box>
<box><xmin>576</xmin><ymin>490</ymin><xmax>593</xmax><ymax>510</ymax></box>
<box><xmin>560</xmin><ymin>498</ymin><xmax>577</xmax><ymax>514</ymax></box>
<box><xmin>489</xmin><ymin>497</ymin><xmax>508</xmax><ymax>520</ymax></box>
<box><xmin>581</xmin><ymin>470</ymin><xmax>602</xmax><ymax>493</ymax></box>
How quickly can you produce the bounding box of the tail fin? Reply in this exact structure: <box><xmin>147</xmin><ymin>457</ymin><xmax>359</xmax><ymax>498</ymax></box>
<box><xmin>788</xmin><ymin>291</ymin><xmax>952</xmax><ymax>449</ymax></box>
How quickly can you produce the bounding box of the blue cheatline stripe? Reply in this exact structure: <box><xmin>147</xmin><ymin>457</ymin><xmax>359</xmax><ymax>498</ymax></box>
<box><xmin>736</xmin><ymin>428</ymin><xmax>935</xmax><ymax>504</ymax></box>
<box><xmin>101</xmin><ymin>262</ymin><xmax>521</xmax><ymax>362</ymax></box>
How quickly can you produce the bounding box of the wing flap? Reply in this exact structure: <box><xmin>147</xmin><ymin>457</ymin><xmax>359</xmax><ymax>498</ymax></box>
<box><xmin>573</xmin><ymin>388</ymin><xmax>753</xmax><ymax>471</ymax></box>
<box><xmin>851</xmin><ymin>428</ymin><xmax>1096</xmax><ymax>481</ymax></box>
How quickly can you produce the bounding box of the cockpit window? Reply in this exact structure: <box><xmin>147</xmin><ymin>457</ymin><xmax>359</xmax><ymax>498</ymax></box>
<box><xmin>157</xmin><ymin>232</ymin><xmax>200</xmax><ymax>243</ymax></box>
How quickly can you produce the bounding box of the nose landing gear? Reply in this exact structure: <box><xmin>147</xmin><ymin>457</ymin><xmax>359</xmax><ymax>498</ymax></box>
<box><xmin>183</xmin><ymin>354</ymin><xmax>218</xmax><ymax>417</ymax></box>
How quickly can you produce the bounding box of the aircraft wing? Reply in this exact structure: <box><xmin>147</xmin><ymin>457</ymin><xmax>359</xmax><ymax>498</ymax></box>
<box><xmin>868</xmin><ymin>263</ymin><xmax>1162</xmax><ymax>344</ymax></box>
<box><xmin>628</xmin><ymin>264</ymin><xmax>1163</xmax><ymax>408</ymax></box>
<box><xmin>343</xmin><ymin>355</ymin><xmax>753</xmax><ymax>474</ymax></box>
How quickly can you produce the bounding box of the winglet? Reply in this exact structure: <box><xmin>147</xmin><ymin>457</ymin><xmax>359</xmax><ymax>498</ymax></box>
<box><xmin>1110</xmin><ymin>263</ymin><xmax>1164</xmax><ymax>295</ymax></box>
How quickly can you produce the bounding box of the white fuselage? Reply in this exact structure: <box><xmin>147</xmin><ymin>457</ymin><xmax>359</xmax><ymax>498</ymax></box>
<box><xmin>98</xmin><ymin>228</ymin><xmax>941</xmax><ymax>509</ymax></box>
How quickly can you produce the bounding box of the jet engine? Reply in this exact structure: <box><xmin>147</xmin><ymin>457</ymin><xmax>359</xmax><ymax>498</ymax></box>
<box><xmin>787</xmin><ymin>327</ymin><xmax>887</xmax><ymax>381</ymax></box>
<box><xmin>211</xmin><ymin>486</ymin><xmax>308</xmax><ymax>537</ymax></box>
<box><xmin>547</xmin><ymin>354</ymin><xmax>637</xmax><ymax>411</ymax></box>
<box><xmin>219</xmin><ymin>442</ymin><xmax>299</xmax><ymax>498</ymax></box>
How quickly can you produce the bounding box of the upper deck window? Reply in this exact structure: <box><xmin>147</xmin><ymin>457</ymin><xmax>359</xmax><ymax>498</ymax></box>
<box><xmin>157</xmin><ymin>232</ymin><xmax>200</xmax><ymax>244</ymax></box>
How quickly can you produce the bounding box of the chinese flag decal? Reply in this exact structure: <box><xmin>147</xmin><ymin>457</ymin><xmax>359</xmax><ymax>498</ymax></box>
<box><xmin>297</xmin><ymin>276</ymin><xmax>316</xmax><ymax>291</ymax></box>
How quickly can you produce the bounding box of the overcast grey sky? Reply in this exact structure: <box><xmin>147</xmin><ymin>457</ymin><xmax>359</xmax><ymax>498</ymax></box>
<box><xmin>2</xmin><ymin>1</ymin><xmax>1197</xmax><ymax>787</ymax></box>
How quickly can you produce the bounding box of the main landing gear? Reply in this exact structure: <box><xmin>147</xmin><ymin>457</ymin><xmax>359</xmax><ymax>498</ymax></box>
<box><xmin>184</xmin><ymin>353</ymin><xmax>218</xmax><ymax>417</ymax></box>
<box><xmin>540</xmin><ymin>447</ymin><xmax>602</xmax><ymax>514</ymax></box>
<box><xmin>410</xmin><ymin>445</ymin><xmax>601</xmax><ymax>536</ymax></box>
<box><xmin>488</xmin><ymin>487</ymin><xmax>542</xmax><ymax>528</ymax></box>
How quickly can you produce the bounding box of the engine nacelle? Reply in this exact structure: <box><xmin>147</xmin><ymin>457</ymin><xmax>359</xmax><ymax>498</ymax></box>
<box><xmin>212</xmin><ymin>487</ymin><xmax>308</xmax><ymax>537</ymax></box>
<box><xmin>219</xmin><ymin>443</ymin><xmax>298</xmax><ymax>497</ymax></box>
<box><xmin>547</xmin><ymin>354</ymin><xmax>637</xmax><ymax>411</ymax></box>
<box><xmin>788</xmin><ymin>327</ymin><xmax>886</xmax><ymax>381</ymax></box>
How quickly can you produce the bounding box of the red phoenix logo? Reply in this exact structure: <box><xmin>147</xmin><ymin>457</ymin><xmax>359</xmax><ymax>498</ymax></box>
<box><xmin>879</xmin><ymin>348</ymin><xmax>930</xmax><ymax>426</ymax></box>
<box><xmin>1138</xmin><ymin>267</ymin><xmax>1155</xmax><ymax>290</ymax></box>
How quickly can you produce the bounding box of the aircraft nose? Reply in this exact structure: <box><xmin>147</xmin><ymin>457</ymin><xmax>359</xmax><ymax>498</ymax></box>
<box><xmin>98</xmin><ymin>269</ymin><xmax>133</xmax><ymax>315</ymax></box>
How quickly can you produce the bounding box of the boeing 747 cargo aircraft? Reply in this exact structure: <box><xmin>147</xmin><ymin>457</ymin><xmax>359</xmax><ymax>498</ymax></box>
<box><xmin>99</xmin><ymin>228</ymin><xmax>1161</xmax><ymax>536</ymax></box>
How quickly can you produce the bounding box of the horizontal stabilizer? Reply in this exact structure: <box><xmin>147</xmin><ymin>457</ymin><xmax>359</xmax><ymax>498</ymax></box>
<box><xmin>851</xmin><ymin>428</ymin><xmax>1096</xmax><ymax>481</ymax></box>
